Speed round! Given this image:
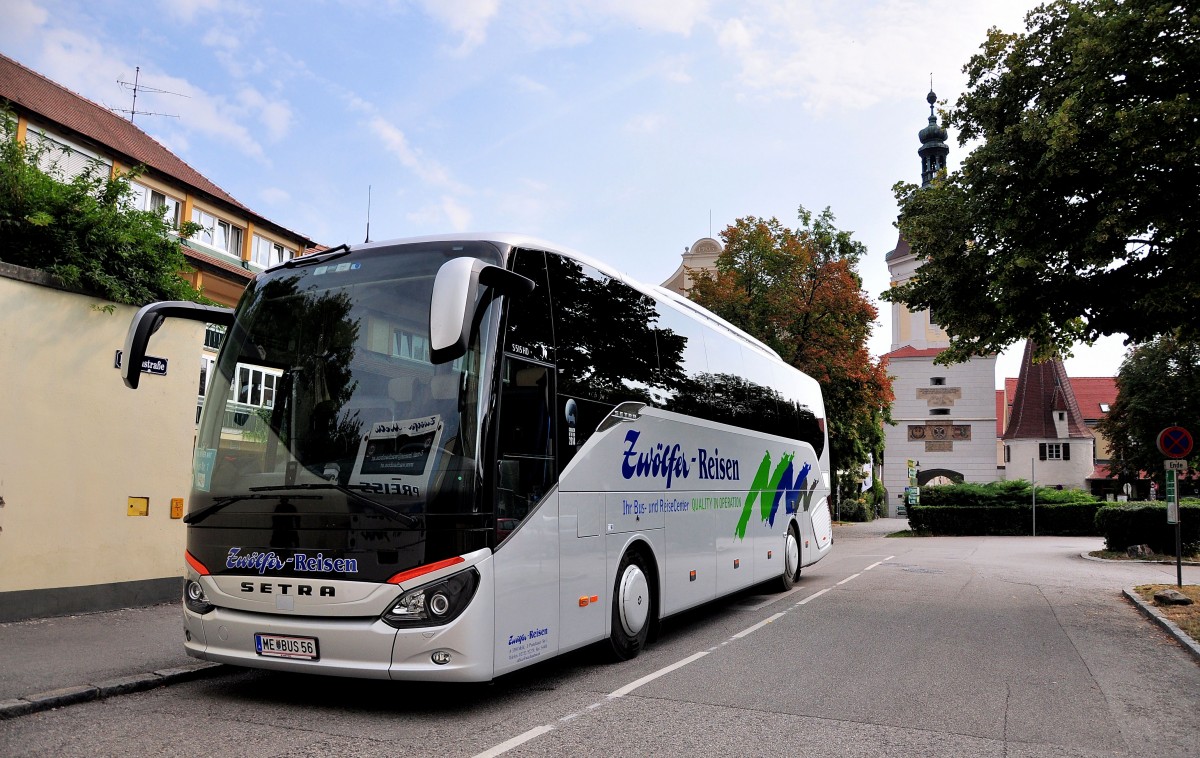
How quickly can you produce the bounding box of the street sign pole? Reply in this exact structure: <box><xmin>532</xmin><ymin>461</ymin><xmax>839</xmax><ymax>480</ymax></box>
<box><xmin>1158</xmin><ymin>425</ymin><xmax>1191</xmax><ymax>589</ymax></box>
<box><xmin>1165</xmin><ymin>461</ymin><xmax>1185</xmax><ymax>587</ymax></box>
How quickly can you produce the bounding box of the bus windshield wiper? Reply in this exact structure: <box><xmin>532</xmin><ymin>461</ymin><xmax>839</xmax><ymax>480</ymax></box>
<box><xmin>248</xmin><ymin>484</ymin><xmax>421</xmax><ymax>527</ymax></box>
<box><xmin>183</xmin><ymin>493</ymin><xmax>321</xmax><ymax>525</ymax></box>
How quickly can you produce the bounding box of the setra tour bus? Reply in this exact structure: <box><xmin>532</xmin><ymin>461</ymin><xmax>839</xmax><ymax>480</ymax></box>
<box><xmin>121</xmin><ymin>234</ymin><xmax>833</xmax><ymax>681</ymax></box>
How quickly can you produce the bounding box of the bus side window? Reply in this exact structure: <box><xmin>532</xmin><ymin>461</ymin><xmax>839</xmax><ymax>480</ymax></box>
<box><xmin>495</xmin><ymin>359</ymin><xmax>555</xmax><ymax>530</ymax></box>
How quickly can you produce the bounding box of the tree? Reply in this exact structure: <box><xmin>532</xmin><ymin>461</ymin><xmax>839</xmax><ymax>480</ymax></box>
<box><xmin>689</xmin><ymin>207</ymin><xmax>894</xmax><ymax>509</ymax></box>
<box><xmin>1098</xmin><ymin>335</ymin><xmax>1200</xmax><ymax>487</ymax></box>
<box><xmin>883</xmin><ymin>0</ymin><xmax>1199</xmax><ymax>364</ymax></box>
<box><xmin>0</xmin><ymin>111</ymin><xmax>205</xmax><ymax>305</ymax></box>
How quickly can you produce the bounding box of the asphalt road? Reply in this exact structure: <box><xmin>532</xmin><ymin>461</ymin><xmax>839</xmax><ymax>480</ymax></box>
<box><xmin>3</xmin><ymin>519</ymin><xmax>1197</xmax><ymax>757</ymax></box>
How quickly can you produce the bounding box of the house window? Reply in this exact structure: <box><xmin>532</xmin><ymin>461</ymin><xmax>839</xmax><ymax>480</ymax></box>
<box><xmin>252</xmin><ymin>234</ymin><xmax>296</xmax><ymax>268</ymax></box>
<box><xmin>204</xmin><ymin>324</ymin><xmax>226</xmax><ymax>351</ymax></box>
<box><xmin>930</xmin><ymin>408</ymin><xmax>951</xmax><ymax>416</ymax></box>
<box><xmin>192</xmin><ymin>209</ymin><xmax>244</xmax><ymax>257</ymax></box>
<box><xmin>930</xmin><ymin>377</ymin><xmax>946</xmax><ymax>386</ymax></box>
<box><xmin>29</xmin><ymin>129</ymin><xmax>110</xmax><ymax>180</ymax></box>
<box><xmin>130</xmin><ymin>182</ymin><xmax>181</xmax><ymax>226</ymax></box>
<box><xmin>235</xmin><ymin>365</ymin><xmax>279</xmax><ymax>409</ymax></box>
<box><xmin>1039</xmin><ymin>443</ymin><xmax>1071</xmax><ymax>461</ymax></box>
<box><xmin>1099</xmin><ymin>404</ymin><xmax>1110</xmax><ymax>413</ymax></box>
<box><xmin>1004</xmin><ymin>444</ymin><xmax>1011</xmax><ymax>463</ymax></box>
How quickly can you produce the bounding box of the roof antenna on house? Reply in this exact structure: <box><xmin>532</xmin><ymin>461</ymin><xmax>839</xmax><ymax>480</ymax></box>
<box><xmin>365</xmin><ymin>185</ymin><xmax>372</xmax><ymax>243</ymax></box>
<box><xmin>113</xmin><ymin>67</ymin><xmax>186</xmax><ymax>124</ymax></box>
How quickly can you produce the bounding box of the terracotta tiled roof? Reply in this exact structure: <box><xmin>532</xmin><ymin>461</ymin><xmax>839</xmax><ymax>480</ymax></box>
<box><xmin>1068</xmin><ymin>377</ymin><xmax>1117</xmax><ymax>423</ymax></box>
<box><xmin>882</xmin><ymin>344</ymin><xmax>944</xmax><ymax>359</ymax></box>
<box><xmin>1002</xmin><ymin>340</ymin><xmax>1092</xmax><ymax>440</ymax></box>
<box><xmin>183</xmin><ymin>246</ymin><xmax>254</xmax><ymax>281</ymax></box>
<box><xmin>0</xmin><ymin>52</ymin><xmax>311</xmax><ymax>245</ymax></box>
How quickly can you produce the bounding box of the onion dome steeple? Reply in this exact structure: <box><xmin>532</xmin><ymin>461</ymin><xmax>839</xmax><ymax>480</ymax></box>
<box><xmin>918</xmin><ymin>89</ymin><xmax>949</xmax><ymax>186</ymax></box>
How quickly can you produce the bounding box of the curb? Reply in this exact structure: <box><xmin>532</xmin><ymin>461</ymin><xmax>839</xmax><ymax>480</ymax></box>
<box><xmin>0</xmin><ymin>662</ymin><xmax>226</xmax><ymax>720</ymax></box>
<box><xmin>1122</xmin><ymin>588</ymin><xmax>1200</xmax><ymax>664</ymax></box>
<box><xmin>1080</xmin><ymin>552</ymin><xmax>1200</xmax><ymax>566</ymax></box>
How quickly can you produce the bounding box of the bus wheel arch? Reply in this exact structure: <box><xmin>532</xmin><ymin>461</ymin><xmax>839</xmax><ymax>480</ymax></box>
<box><xmin>779</xmin><ymin>520</ymin><xmax>802</xmax><ymax>592</ymax></box>
<box><xmin>607</xmin><ymin>542</ymin><xmax>658</xmax><ymax>661</ymax></box>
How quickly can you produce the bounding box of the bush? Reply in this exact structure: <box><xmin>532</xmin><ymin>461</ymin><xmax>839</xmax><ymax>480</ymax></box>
<box><xmin>0</xmin><ymin>111</ymin><xmax>206</xmax><ymax>306</ymax></box>
<box><xmin>919</xmin><ymin>479</ymin><xmax>1096</xmax><ymax>508</ymax></box>
<box><xmin>1095</xmin><ymin>502</ymin><xmax>1200</xmax><ymax>554</ymax></box>
<box><xmin>837</xmin><ymin>498</ymin><xmax>874</xmax><ymax>522</ymax></box>
<box><xmin>907</xmin><ymin>501</ymin><xmax>1102</xmax><ymax>536</ymax></box>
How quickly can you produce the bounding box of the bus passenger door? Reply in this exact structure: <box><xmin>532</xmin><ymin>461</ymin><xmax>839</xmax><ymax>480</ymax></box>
<box><xmin>491</xmin><ymin>249</ymin><xmax>562</xmax><ymax>675</ymax></box>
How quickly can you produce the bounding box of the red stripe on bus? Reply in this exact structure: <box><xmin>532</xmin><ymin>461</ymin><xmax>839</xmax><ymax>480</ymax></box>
<box><xmin>386</xmin><ymin>556</ymin><xmax>465</xmax><ymax>585</ymax></box>
<box><xmin>185</xmin><ymin>550</ymin><xmax>210</xmax><ymax>576</ymax></box>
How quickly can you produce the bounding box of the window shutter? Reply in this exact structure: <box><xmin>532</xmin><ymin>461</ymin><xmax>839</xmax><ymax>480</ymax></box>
<box><xmin>1039</xmin><ymin>443</ymin><xmax>1047</xmax><ymax>461</ymax></box>
<box><xmin>1062</xmin><ymin>443</ymin><xmax>1070</xmax><ymax>461</ymax></box>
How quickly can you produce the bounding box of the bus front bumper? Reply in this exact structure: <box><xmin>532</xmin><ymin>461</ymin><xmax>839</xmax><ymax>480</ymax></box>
<box><xmin>184</xmin><ymin>601</ymin><xmax>497</xmax><ymax>682</ymax></box>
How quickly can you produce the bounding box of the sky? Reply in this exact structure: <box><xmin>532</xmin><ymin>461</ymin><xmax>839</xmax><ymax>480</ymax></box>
<box><xmin>1</xmin><ymin>0</ymin><xmax>1129</xmax><ymax>386</ymax></box>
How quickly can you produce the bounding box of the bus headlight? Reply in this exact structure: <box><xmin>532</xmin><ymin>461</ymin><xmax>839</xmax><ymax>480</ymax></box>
<box><xmin>184</xmin><ymin>580</ymin><xmax>215</xmax><ymax>615</ymax></box>
<box><xmin>382</xmin><ymin>568</ymin><xmax>479</xmax><ymax>628</ymax></box>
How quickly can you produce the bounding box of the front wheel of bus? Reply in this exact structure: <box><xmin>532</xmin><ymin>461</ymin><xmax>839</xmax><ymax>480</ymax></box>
<box><xmin>608</xmin><ymin>549</ymin><xmax>652</xmax><ymax>661</ymax></box>
<box><xmin>780</xmin><ymin>524</ymin><xmax>801</xmax><ymax>591</ymax></box>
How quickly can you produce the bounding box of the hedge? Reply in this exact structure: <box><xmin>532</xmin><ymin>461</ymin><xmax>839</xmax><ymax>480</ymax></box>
<box><xmin>918</xmin><ymin>480</ymin><xmax>1096</xmax><ymax>508</ymax></box>
<box><xmin>1094</xmin><ymin>502</ymin><xmax>1200</xmax><ymax>554</ymax></box>
<box><xmin>907</xmin><ymin>502</ymin><xmax>1102</xmax><ymax>536</ymax></box>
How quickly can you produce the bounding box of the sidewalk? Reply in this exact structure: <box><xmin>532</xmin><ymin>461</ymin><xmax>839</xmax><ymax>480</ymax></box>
<box><xmin>0</xmin><ymin>602</ymin><xmax>223</xmax><ymax>719</ymax></box>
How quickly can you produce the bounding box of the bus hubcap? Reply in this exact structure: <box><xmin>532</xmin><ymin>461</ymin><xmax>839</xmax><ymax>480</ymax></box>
<box><xmin>618</xmin><ymin>564</ymin><xmax>649</xmax><ymax>637</ymax></box>
<box><xmin>784</xmin><ymin>532</ymin><xmax>799</xmax><ymax>578</ymax></box>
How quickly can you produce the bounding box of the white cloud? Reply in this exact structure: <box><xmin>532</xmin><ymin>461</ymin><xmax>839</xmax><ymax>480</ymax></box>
<box><xmin>368</xmin><ymin>116</ymin><xmax>461</xmax><ymax>190</ymax></box>
<box><xmin>417</xmin><ymin>0</ymin><xmax>501</xmax><ymax>55</ymax></box>
<box><xmin>405</xmin><ymin>195</ymin><xmax>473</xmax><ymax>232</ymax></box>
<box><xmin>713</xmin><ymin>0</ymin><xmax>1035</xmax><ymax>113</ymax></box>
<box><xmin>413</xmin><ymin>0</ymin><xmax>711</xmax><ymax>53</ymax></box>
<box><xmin>512</xmin><ymin>74</ymin><xmax>550</xmax><ymax>95</ymax></box>
<box><xmin>440</xmin><ymin>196</ymin><xmax>472</xmax><ymax>231</ymax></box>
<box><xmin>595</xmin><ymin>0</ymin><xmax>712</xmax><ymax>36</ymax></box>
<box><xmin>624</xmin><ymin>113</ymin><xmax>665</xmax><ymax>134</ymax></box>
<box><xmin>0</xmin><ymin>0</ymin><xmax>47</xmax><ymax>50</ymax></box>
<box><xmin>237</xmin><ymin>87</ymin><xmax>292</xmax><ymax>142</ymax></box>
<box><xmin>259</xmin><ymin>187</ymin><xmax>291</xmax><ymax>206</ymax></box>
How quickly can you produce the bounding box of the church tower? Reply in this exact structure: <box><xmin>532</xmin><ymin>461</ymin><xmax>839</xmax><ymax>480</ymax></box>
<box><xmin>880</xmin><ymin>91</ymin><xmax>998</xmax><ymax>515</ymax></box>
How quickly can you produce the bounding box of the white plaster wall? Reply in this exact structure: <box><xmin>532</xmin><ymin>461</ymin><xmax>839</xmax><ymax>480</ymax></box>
<box><xmin>1005</xmin><ymin>439</ymin><xmax>1096</xmax><ymax>490</ymax></box>
<box><xmin>0</xmin><ymin>274</ymin><xmax>202</xmax><ymax>592</ymax></box>
<box><xmin>883</xmin><ymin>354</ymin><xmax>999</xmax><ymax>516</ymax></box>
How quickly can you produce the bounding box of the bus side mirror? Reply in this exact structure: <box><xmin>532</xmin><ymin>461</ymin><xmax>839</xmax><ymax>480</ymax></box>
<box><xmin>122</xmin><ymin>301</ymin><xmax>234</xmax><ymax>389</ymax></box>
<box><xmin>429</xmin><ymin>258</ymin><xmax>535</xmax><ymax>364</ymax></box>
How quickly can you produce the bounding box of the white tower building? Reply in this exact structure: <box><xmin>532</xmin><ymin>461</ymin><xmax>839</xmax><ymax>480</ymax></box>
<box><xmin>881</xmin><ymin>92</ymin><xmax>999</xmax><ymax>515</ymax></box>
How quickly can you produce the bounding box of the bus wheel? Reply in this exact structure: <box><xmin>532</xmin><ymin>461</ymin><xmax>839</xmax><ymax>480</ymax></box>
<box><xmin>608</xmin><ymin>549</ymin><xmax>652</xmax><ymax>661</ymax></box>
<box><xmin>780</xmin><ymin>524</ymin><xmax>801</xmax><ymax>592</ymax></box>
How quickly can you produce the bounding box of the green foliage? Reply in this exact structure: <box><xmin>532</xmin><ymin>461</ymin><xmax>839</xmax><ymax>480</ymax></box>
<box><xmin>688</xmin><ymin>207</ymin><xmax>894</xmax><ymax>507</ymax></box>
<box><xmin>908</xmin><ymin>502</ymin><xmax>1102</xmax><ymax>536</ymax></box>
<box><xmin>0</xmin><ymin>111</ymin><xmax>206</xmax><ymax>306</ymax></box>
<box><xmin>1098</xmin><ymin>335</ymin><xmax>1200</xmax><ymax>481</ymax></box>
<box><xmin>919</xmin><ymin>479</ymin><xmax>1097</xmax><ymax>507</ymax></box>
<box><xmin>1095</xmin><ymin>502</ymin><xmax>1200</xmax><ymax>553</ymax></box>
<box><xmin>882</xmin><ymin>0</ymin><xmax>1200</xmax><ymax>363</ymax></box>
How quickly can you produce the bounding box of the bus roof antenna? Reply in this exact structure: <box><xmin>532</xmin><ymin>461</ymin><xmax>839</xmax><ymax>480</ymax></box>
<box><xmin>365</xmin><ymin>185</ymin><xmax>372</xmax><ymax>243</ymax></box>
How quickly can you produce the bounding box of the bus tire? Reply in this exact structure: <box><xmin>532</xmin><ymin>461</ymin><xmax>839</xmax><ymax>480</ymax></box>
<box><xmin>608</xmin><ymin>548</ymin><xmax>653</xmax><ymax>661</ymax></box>
<box><xmin>779</xmin><ymin>523</ymin><xmax>801</xmax><ymax>592</ymax></box>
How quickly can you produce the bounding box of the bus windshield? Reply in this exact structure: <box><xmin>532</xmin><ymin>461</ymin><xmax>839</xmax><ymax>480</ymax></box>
<box><xmin>189</xmin><ymin>241</ymin><xmax>504</xmax><ymax>581</ymax></box>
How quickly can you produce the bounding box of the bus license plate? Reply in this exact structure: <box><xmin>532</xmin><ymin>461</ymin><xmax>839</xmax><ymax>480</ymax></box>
<box><xmin>254</xmin><ymin>633</ymin><xmax>319</xmax><ymax>660</ymax></box>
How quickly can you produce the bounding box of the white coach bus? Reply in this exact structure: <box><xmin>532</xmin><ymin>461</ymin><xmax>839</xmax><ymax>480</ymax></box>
<box><xmin>122</xmin><ymin>234</ymin><xmax>832</xmax><ymax>681</ymax></box>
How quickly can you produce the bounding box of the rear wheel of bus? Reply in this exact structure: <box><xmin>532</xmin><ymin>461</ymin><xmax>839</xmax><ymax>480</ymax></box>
<box><xmin>608</xmin><ymin>548</ymin><xmax>654</xmax><ymax>661</ymax></box>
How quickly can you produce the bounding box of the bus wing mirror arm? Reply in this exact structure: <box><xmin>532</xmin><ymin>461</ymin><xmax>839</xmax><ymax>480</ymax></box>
<box><xmin>122</xmin><ymin>301</ymin><xmax>234</xmax><ymax>389</ymax></box>
<box><xmin>429</xmin><ymin>258</ymin><xmax>535</xmax><ymax>365</ymax></box>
